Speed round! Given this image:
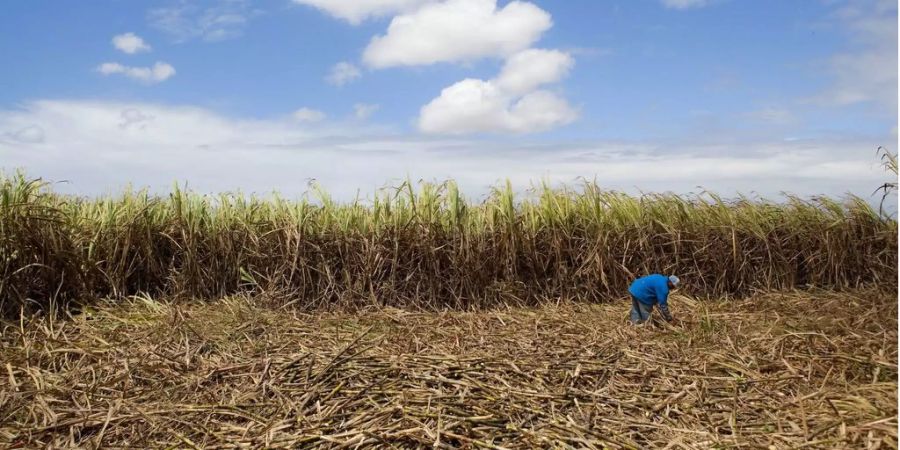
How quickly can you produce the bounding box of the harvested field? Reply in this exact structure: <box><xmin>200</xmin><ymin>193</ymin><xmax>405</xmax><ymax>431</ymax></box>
<box><xmin>2</xmin><ymin>289</ymin><xmax>896</xmax><ymax>449</ymax></box>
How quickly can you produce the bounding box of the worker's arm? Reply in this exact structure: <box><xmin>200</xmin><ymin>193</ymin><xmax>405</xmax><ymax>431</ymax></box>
<box><xmin>658</xmin><ymin>283</ymin><xmax>673</xmax><ymax>321</ymax></box>
<box><xmin>658</xmin><ymin>303</ymin><xmax>673</xmax><ymax>321</ymax></box>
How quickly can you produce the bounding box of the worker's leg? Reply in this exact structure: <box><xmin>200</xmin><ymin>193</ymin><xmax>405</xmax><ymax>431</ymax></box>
<box><xmin>630</xmin><ymin>296</ymin><xmax>653</xmax><ymax>324</ymax></box>
<box><xmin>629</xmin><ymin>297</ymin><xmax>641</xmax><ymax>323</ymax></box>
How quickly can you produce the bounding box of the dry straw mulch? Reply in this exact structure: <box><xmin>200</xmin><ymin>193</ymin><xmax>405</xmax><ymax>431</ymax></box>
<box><xmin>1</xmin><ymin>290</ymin><xmax>896</xmax><ymax>449</ymax></box>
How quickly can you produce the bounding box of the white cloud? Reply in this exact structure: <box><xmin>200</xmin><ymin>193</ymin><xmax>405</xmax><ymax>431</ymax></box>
<box><xmin>815</xmin><ymin>0</ymin><xmax>897</xmax><ymax>113</ymax></box>
<box><xmin>419</xmin><ymin>49</ymin><xmax>576</xmax><ymax>134</ymax></box>
<box><xmin>97</xmin><ymin>62</ymin><xmax>176</xmax><ymax>83</ymax></box>
<box><xmin>420</xmin><ymin>81</ymin><xmax>576</xmax><ymax>134</ymax></box>
<box><xmin>293</xmin><ymin>107</ymin><xmax>327</xmax><ymax>122</ymax></box>
<box><xmin>661</xmin><ymin>0</ymin><xmax>711</xmax><ymax>10</ymax></box>
<box><xmin>0</xmin><ymin>100</ymin><xmax>891</xmax><ymax>202</ymax></box>
<box><xmin>149</xmin><ymin>0</ymin><xmax>257</xmax><ymax>42</ymax></box>
<box><xmin>112</xmin><ymin>32</ymin><xmax>152</xmax><ymax>54</ymax></box>
<box><xmin>354</xmin><ymin>103</ymin><xmax>380</xmax><ymax>119</ymax></box>
<box><xmin>292</xmin><ymin>0</ymin><xmax>432</xmax><ymax>24</ymax></box>
<box><xmin>120</xmin><ymin>109</ymin><xmax>154</xmax><ymax>130</ymax></box>
<box><xmin>363</xmin><ymin>0</ymin><xmax>552</xmax><ymax>68</ymax></box>
<box><xmin>495</xmin><ymin>49</ymin><xmax>574</xmax><ymax>95</ymax></box>
<box><xmin>8</xmin><ymin>125</ymin><xmax>45</xmax><ymax>143</ymax></box>
<box><xmin>326</xmin><ymin>62</ymin><xmax>362</xmax><ymax>86</ymax></box>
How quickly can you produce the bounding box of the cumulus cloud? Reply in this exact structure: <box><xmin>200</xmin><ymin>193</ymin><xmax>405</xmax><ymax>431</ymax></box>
<box><xmin>97</xmin><ymin>62</ymin><xmax>176</xmax><ymax>83</ymax></box>
<box><xmin>149</xmin><ymin>0</ymin><xmax>258</xmax><ymax>42</ymax></box>
<box><xmin>661</xmin><ymin>0</ymin><xmax>711</xmax><ymax>9</ymax></box>
<box><xmin>112</xmin><ymin>32</ymin><xmax>152</xmax><ymax>54</ymax></box>
<box><xmin>293</xmin><ymin>107</ymin><xmax>327</xmax><ymax>122</ymax></box>
<box><xmin>326</xmin><ymin>62</ymin><xmax>362</xmax><ymax>86</ymax></box>
<box><xmin>354</xmin><ymin>103</ymin><xmax>380</xmax><ymax>119</ymax></box>
<box><xmin>419</xmin><ymin>49</ymin><xmax>576</xmax><ymax>134</ymax></box>
<box><xmin>495</xmin><ymin>49</ymin><xmax>575</xmax><ymax>95</ymax></box>
<box><xmin>0</xmin><ymin>100</ymin><xmax>891</xmax><ymax>202</ymax></box>
<box><xmin>291</xmin><ymin>0</ymin><xmax>432</xmax><ymax>24</ymax></box>
<box><xmin>363</xmin><ymin>0</ymin><xmax>552</xmax><ymax>68</ymax></box>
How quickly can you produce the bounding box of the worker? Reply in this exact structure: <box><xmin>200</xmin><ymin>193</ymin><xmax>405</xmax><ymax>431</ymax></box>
<box><xmin>628</xmin><ymin>274</ymin><xmax>679</xmax><ymax>324</ymax></box>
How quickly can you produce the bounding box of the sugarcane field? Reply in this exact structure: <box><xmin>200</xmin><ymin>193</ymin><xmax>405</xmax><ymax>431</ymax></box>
<box><xmin>3</xmin><ymin>1</ymin><xmax>900</xmax><ymax>448</ymax></box>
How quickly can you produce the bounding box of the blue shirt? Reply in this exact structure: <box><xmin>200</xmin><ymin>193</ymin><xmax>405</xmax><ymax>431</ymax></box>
<box><xmin>628</xmin><ymin>274</ymin><xmax>671</xmax><ymax>307</ymax></box>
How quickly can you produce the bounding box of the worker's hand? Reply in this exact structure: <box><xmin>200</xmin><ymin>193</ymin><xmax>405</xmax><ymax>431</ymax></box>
<box><xmin>661</xmin><ymin>316</ymin><xmax>678</xmax><ymax>329</ymax></box>
<box><xmin>658</xmin><ymin>304</ymin><xmax>673</xmax><ymax>323</ymax></box>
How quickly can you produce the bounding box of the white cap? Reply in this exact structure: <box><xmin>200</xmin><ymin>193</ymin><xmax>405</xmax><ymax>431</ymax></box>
<box><xmin>668</xmin><ymin>275</ymin><xmax>680</xmax><ymax>286</ymax></box>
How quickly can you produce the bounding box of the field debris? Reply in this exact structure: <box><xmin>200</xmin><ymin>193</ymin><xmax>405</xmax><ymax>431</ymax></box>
<box><xmin>1</xmin><ymin>289</ymin><xmax>896</xmax><ymax>449</ymax></box>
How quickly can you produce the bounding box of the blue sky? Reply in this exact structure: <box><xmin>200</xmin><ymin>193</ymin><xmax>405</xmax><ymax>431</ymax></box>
<box><xmin>0</xmin><ymin>0</ymin><xmax>896</xmax><ymax>201</ymax></box>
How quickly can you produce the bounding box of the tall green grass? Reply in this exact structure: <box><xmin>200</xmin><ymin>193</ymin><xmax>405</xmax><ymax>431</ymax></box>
<box><xmin>0</xmin><ymin>172</ymin><xmax>896</xmax><ymax>316</ymax></box>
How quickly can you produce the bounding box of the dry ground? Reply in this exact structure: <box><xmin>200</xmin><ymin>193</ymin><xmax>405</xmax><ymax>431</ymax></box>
<box><xmin>1</xmin><ymin>289</ymin><xmax>896</xmax><ymax>449</ymax></box>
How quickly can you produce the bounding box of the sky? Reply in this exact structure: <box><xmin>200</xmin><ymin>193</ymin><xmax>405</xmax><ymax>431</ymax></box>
<box><xmin>0</xmin><ymin>0</ymin><xmax>897</xmax><ymax>203</ymax></box>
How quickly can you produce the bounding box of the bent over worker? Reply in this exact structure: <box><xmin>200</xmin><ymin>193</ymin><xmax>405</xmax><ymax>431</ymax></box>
<box><xmin>628</xmin><ymin>274</ymin><xmax>679</xmax><ymax>324</ymax></box>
